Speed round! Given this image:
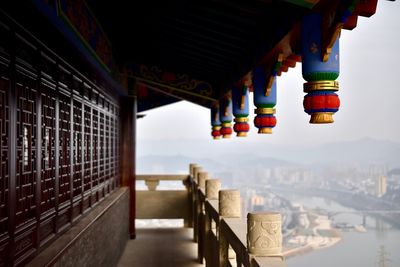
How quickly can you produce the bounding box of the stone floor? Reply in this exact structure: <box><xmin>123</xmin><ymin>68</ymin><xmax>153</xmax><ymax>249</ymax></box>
<box><xmin>118</xmin><ymin>227</ymin><xmax>204</xmax><ymax>267</ymax></box>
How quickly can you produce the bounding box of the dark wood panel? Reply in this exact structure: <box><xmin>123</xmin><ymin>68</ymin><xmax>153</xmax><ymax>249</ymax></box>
<box><xmin>0</xmin><ymin>71</ymin><xmax>10</xmax><ymax>238</ymax></box>
<box><xmin>83</xmin><ymin>104</ymin><xmax>91</xmax><ymax>204</ymax></box>
<box><xmin>71</xmin><ymin>199</ymin><xmax>81</xmax><ymax>223</ymax></box>
<box><xmin>38</xmin><ymin>215</ymin><xmax>55</xmax><ymax>247</ymax></box>
<box><xmin>40</xmin><ymin>82</ymin><xmax>56</xmax><ymax>216</ymax></box>
<box><xmin>92</xmin><ymin>108</ymin><xmax>99</xmax><ymax>189</ymax></box>
<box><xmin>15</xmin><ymin>70</ymin><xmax>37</xmax><ymax>229</ymax></box>
<box><xmin>13</xmin><ymin>222</ymin><xmax>36</xmax><ymax>266</ymax></box>
<box><xmin>0</xmin><ymin>58</ymin><xmax>10</xmax><ymax>267</ymax></box>
<box><xmin>72</xmin><ymin>99</ymin><xmax>83</xmax><ymax>201</ymax></box>
<box><xmin>56</xmin><ymin>203</ymin><xmax>70</xmax><ymax>233</ymax></box>
<box><xmin>58</xmin><ymin>91</ymin><xmax>71</xmax><ymax>208</ymax></box>
<box><xmin>0</xmin><ymin>239</ymin><xmax>8</xmax><ymax>267</ymax></box>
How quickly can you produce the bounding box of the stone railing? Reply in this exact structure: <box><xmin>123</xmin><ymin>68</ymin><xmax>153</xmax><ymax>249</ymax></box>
<box><xmin>136</xmin><ymin>174</ymin><xmax>192</xmax><ymax>227</ymax></box>
<box><xmin>137</xmin><ymin>164</ymin><xmax>287</xmax><ymax>267</ymax></box>
<box><xmin>190</xmin><ymin>164</ymin><xmax>287</xmax><ymax>267</ymax></box>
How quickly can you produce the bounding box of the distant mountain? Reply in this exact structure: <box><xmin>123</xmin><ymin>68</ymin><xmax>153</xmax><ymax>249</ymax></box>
<box><xmin>137</xmin><ymin>155</ymin><xmax>225</xmax><ymax>174</ymax></box>
<box><xmin>138</xmin><ymin>137</ymin><xmax>400</xmax><ymax>168</ymax></box>
<box><xmin>220</xmin><ymin>153</ymin><xmax>295</xmax><ymax>169</ymax></box>
<box><xmin>137</xmin><ymin>154</ymin><xmax>294</xmax><ymax>175</ymax></box>
<box><xmin>306</xmin><ymin>137</ymin><xmax>400</xmax><ymax>166</ymax></box>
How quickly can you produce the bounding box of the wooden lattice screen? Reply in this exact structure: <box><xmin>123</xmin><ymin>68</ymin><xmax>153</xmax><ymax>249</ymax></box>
<box><xmin>0</xmin><ymin>17</ymin><xmax>121</xmax><ymax>266</ymax></box>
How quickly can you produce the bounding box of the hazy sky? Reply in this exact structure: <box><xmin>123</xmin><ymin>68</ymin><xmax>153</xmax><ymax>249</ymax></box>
<box><xmin>138</xmin><ymin>1</ymin><xmax>400</xmax><ymax>146</ymax></box>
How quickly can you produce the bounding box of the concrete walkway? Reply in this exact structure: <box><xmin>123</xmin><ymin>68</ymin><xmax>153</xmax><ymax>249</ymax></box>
<box><xmin>118</xmin><ymin>228</ymin><xmax>204</xmax><ymax>267</ymax></box>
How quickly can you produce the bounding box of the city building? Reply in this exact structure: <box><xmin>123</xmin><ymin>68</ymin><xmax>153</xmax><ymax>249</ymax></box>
<box><xmin>376</xmin><ymin>175</ymin><xmax>388</xmax><ymax>197</ymax></box>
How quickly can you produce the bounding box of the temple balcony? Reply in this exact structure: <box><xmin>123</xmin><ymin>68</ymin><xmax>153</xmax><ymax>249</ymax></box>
<box><xmin>117</xmin><ymin>167</ymin><xmax>287</xmax><ymax>267</ymax></box>
<box><xmin>0</xmin><ymin>1</ymin><xmax>394</xmax><ymax>266</ymax></box>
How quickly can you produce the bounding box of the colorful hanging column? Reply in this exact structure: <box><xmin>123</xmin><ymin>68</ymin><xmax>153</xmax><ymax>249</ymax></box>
<box><xmin>253</xmin><ymin>66</ymin><xmax>277</xmax><ymax>134</ymax></box>
<box><xmin>219</xmin><ymin>95</ymin><xmax>233</xmax><ymax>138</ymax></box>
<box><xmin>302</xmin><ymin>13</ymin><xmax>340</xmax><ymax>124</ymax></box>
<box><xmin>232</xmin><ymin>85</ymin><xmax>250</xmax><ymax>137</ymax></box>
<box><xmin>211</xmin><ymin>104</ymin><xmax>221</xmax><ymax>140</ymax></box>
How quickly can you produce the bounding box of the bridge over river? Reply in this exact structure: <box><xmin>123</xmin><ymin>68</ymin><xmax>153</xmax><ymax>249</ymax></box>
<box><xmin>272</xmin><ymin>185</ymin><xmax>400</xmax><ymax>229</ymax></box>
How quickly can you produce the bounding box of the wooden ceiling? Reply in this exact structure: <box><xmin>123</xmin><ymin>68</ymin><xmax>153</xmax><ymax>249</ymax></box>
<box><xmin>86</xmin><ymin>0</ymin><xmax>310</xmax><ymax>93</ymax></box>
<box><xmin>1</xmin><ymin>0</ymin><xmax>388</xmax><ymax>111</ymax></box>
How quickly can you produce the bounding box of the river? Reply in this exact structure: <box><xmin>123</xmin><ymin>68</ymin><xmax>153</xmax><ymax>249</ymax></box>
<box><xmin>283</xmin><ymin>194</ymin><xmax>400</xmax><ymax>267</ymax></box>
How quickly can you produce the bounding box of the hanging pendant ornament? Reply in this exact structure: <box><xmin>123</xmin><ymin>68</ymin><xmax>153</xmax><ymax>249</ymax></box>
<box><xmin>210</xmin><ymin>104</ymin><xmax>221</xmax><ymax>140</ymax></box>
<box><xmin>219</xmin><ymin>94</ymin><xmax>233</xmax><ymax>138</ymax></box>
<box><xmin>302</xmin><ymin>13</ymin><xmax>340</xmax><ymax>124</ymax></box>
<box><xmin>253</xmin><ymin>66</ymin><xmax>277</xmax><ymax>134</ymax></box>
<box><xmin>232</xmin><ymin>84</ymin><xmax>250</xmax><ymax>137</ymax></box>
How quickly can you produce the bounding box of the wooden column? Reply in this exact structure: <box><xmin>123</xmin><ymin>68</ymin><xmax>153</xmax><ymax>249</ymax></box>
<box><xmin>120</xmin><ymin>96</ymin><xmax>137</xmax><ymax>239</ymax></box>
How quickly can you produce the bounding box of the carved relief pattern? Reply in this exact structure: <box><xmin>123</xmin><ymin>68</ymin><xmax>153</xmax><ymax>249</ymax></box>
<box><xmin>219</xmin><ymin>190</ymin><xmax>241</xmax><ymax>218</ymax></box>
<box><xmin>247</xmin><ymin>213</ymin><xmax>282</xmax><ymax>256</ymax></box>
<box><xmin>58</xmin><ymin>0</ymin><xmax>114</xmax><ymax>70</ymax></box>
<box><xmin>139</xmin><ymin>65</ymin><xmax>213</xmax><ymax>97</ymax></box>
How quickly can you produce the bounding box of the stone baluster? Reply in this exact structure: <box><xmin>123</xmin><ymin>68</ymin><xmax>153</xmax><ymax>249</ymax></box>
<box><xmin>193</xmin><ymin>166</ymin><xmax>202</xmax><ymax>184</ymax></box>
<box><xmin>219</xmin><ymin>190</ymin><xmax>241</xmax><ymax>218</ymax></box>
<box><xmin>189</xmin><ymin>163</ymin><xmax>199</xmax><ymax>178</ymax></box>
<box><xmin>205</xmin><ymin>179</ymin><xmax>221</xmax><ymax>200</ymax></box>
<box><xmin>145</xmin><ymin>179</ymin><xmax>159</xmax><ymax>191</ymax></box>
<box><xmin>198</xmin><ymin>172</ymin><xmax>209</xmax><ymax>189</ymax></box>
<box><xmin>219</xmin><ymin>190</ymin><xmax>241</xmax><ymax>266</ymax></box>
<box><xmin>247</xmin><ymin>212</ymin><xmax>282</xmax><ymax>257</ymax></box>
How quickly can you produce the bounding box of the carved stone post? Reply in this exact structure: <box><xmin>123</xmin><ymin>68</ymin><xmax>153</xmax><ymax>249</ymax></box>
<box><xmin>190</xmin><ymin>163</ymin><xmax>199</xmax><ymax>177</ymax></box>
<box><xmin>193</xmin><ymin>166</ymin><xmax>202</xmax><ymax>183</ymax></box>
<box><xmin>219</xmin><ymin>190</ymin><xmax>241</xmax><ymax>266</ymax></box>
<box><xmin>198</xmin><ymin>172</ymin><xmax>209</xmax><ymax>189</ymax></box>
<box><xmin>247</xmin><ymin>212</ymin><xmax>282</xmax><ymax>257</ymax></box>
<box><xmin>205</xmin><ymin>179</ymin><xmax>221</xmax><ymax>200</ymax></box>
<box><xmin>219</xmin><ymin>190</ymin><xmax>241</xmax><ymax>218</ymax></box>
<box><xmin>145</xmin><ymin>179</ymin><xmax>159</xmax><ymax>191</ymax></box>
